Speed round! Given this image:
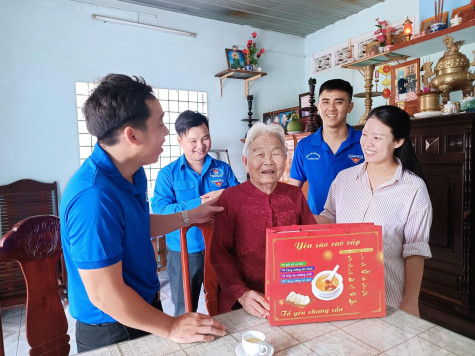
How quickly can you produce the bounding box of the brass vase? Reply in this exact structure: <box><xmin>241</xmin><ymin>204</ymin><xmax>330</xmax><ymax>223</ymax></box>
<box><xmin>422</xmin><ymin>35</ymin><xmax>475</xmax><ymax>104</ymax></box>
<box><xmin>419</xmin><ymin>91</ymin><xmax>441</xmax><ymax>112</ymax></box>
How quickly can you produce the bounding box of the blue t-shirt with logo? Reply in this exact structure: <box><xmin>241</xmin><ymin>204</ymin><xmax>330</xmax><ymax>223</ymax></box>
<box><xmin>60</xmin><ymin>143</ymin><xmax>159</xmax><ymax>324</ymax></box>
<box><xmin>290</xmin><ymin>125</ymin><xmax>364</xmax><ymax>214</ymax></box>
<box><xmin>151</xmin><ymin>154</ymin><xmax>239</xmax><ymax>252</ymax></box>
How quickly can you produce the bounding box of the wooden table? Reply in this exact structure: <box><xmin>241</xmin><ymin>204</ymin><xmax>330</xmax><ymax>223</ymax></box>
<box><xmin>82</xmin><ymin>307</ymin><xmax>475</xmax><ymax>355</ymax></box>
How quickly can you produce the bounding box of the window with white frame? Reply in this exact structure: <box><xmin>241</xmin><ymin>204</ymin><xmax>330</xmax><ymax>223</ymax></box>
<box><xmin>75</xmin><ymin>82</ymin><xmax>208</xmax><ymax>197</ymax></box>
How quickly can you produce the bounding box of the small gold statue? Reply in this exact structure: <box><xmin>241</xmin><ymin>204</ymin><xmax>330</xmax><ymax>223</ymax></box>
<box><xmin>421</xmin><ymin>35</ymin><xmax>475</xmax><ymax>104</ymax></box>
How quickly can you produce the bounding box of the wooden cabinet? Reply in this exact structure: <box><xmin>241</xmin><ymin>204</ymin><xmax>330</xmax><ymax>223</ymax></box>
<box><xmin>410</xmin><ymin>113</ymin><xmax>475</xmax><ymax>338</ymax></box>
<box><xmin>281</xmin><ymin>133</ymin><xmax>311</xmax><ymax>198</ymax></box>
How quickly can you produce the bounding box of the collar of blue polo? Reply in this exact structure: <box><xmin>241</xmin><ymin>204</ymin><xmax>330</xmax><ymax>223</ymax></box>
<box><xmin>310</xmin><ymin>124</ymin><xmax>360</xmax><ymax>147</ymax></box>
<box><xmin>90</xmin><ymin>142</ymin><xmax>145</xmax><ymax>193</ymax></box>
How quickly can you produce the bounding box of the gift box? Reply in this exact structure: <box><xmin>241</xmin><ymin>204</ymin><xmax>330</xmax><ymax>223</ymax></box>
<box><xmin>265</xmin><ymin>223</ymin><xmax>385</xmax><ymax>326</ymax></box>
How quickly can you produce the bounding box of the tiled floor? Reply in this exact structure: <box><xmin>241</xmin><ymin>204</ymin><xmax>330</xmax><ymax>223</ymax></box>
<box><xmin>1</xmin><ymin>270</ymin><xmax>208</xmax><ymax>356</ymax></box>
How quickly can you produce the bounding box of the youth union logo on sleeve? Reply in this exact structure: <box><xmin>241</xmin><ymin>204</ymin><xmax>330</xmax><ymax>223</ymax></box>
<box><xmin>348</xmin><ymin>154</ymin><xmax>364</xmax><ymax>164</ymax></box>
<box><xmin>210</xmin><ymin>168</ymin><xmax>224</xmax><ymax>178</ymax></box>
<box><xmin>306</xmin><ymin>152</ymin><xmax>321</xmax><ymax>160</ymax></box>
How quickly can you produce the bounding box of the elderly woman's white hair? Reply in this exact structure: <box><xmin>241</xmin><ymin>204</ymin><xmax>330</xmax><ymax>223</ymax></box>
<box><xmin>242</xmin><ymin>123</ymin><xmax>287</xmax><ymax>158</ymax></box>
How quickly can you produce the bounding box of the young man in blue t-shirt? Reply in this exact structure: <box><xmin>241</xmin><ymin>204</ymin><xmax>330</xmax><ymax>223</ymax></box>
<box><xmin>289</xmin><ymin>79</ymin><xmax>364</xmax><ymax>214</ymax></box>
<box><xmin>152</xmin><ymin>110</ymin><xmax>239</xmax><ymax>316</ymax></box>
<box><xmin>60</xmin><ymin>74</ymin><xmax>225</xmax><ymax>352</ymax></box>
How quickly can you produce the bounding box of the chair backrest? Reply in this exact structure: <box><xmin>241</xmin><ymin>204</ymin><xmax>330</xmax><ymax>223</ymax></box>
<box><xmin>0</xmin><ymin>179</ymin><xmax>61</xmax><ymax>306</ymax></box>
<box><xmin>180</xmin><ymin>222</ymin><xmax>218</xmax><ymax>316</ymax></box>
<box><xmin>151</xmin><ymin>235</ymin><xmax>167</xmax><ymax>273</ymax></box>
<box><xmin>209</xmin><ymin>149</ymin><xmax>231</xmax><ymax>167</ymax></box>
<box><xmin>0</xmin><ymin>179</ymin><xmax>58</xmax><ymax>236</ymax></box>
<box><xmin>0</xmin><ymin>216</ymin><xmax>70</xmax><ymax>356</ymax></box>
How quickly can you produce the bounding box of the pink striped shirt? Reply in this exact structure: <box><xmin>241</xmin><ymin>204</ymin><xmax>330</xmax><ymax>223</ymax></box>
<box><xmin>321</xmin><ymin>160</ymin><xmax>432</xmax><ymax>308</ymax></box>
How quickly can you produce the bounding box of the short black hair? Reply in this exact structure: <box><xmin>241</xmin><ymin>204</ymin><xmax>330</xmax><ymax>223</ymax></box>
<box><xmin>175</xmin><ymin>110</ymin><xmax>209</xmax><ymax>137</ymax></box>
<box><xmin>319</xmin><ymin>79</ymin><xmax>353</xmax><ymax>100</ymax></box>
<box><xmin>83</xmin><ymin>74</ymin><xmax>155</xmax><ymax>145</ymax></box>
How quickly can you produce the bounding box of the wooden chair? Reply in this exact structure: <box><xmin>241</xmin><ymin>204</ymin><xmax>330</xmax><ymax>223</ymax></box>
<box><xmin>180</xmin><ymin>222</ymin><xmax>218</xmax><ymax>316</ymax></box>
<box><xmin>151</xmin><ymin>235</ymin><xmax>167</xmax><ymax>273</ymax></box>
<box><xmin>0</xmin><ymin>215</ymin><xmax>70</xmax><ymax>356</ymax></box>
<box><xmin>0</xmin><ymin>179</ymin><xmax>67</xmax><ymax>306</ymax></box>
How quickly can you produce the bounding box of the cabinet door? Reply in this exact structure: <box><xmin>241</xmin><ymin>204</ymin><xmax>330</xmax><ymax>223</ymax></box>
<box><xmin>280</xmin><ymin>136</ymin><xmax>295</xmax><ymax>183</ymax></box>
<box><xmin>412</xmin><ymin>120</ymin><xmax>469</xmax><ymax>310</ymax></box>
<box><xmin>421</xmin><ymin>161</ymin><xmax>464</xmax><ymax>303</ymax></box>
<box><xmin>280</xmin><ymin>133</ymin><xmax>310</xmax><ymax>198</ymax></box>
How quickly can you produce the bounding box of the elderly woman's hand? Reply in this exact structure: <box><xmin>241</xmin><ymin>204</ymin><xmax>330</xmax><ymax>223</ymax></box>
<box><xmin>238</xmin><ymin>290</ymin><xmax>270</xmax><ymax>318</ymax></box>
<box><xmin>201</xmin><ymin>189</ymin><xmax>225</xmax><ymax>204</ymax></box>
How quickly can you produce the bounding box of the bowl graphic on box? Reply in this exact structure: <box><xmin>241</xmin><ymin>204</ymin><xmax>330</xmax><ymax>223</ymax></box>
<box><xmin>311</xmin><ymin>270</ymin><xmax>344</xmax><ymax>301</ymax></box>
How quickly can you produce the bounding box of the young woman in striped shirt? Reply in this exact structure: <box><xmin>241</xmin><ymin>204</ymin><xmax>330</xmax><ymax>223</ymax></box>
<box><xmin>316</xmin><ymin>105</ymin><xmax>432</xmax><ymax>317</ymax></box>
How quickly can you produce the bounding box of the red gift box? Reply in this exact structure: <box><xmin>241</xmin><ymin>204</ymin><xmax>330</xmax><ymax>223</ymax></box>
<box><xmin>265</xmin><ymin>223</ymin><xmax>385</xmax><ymax>326</ymax></box>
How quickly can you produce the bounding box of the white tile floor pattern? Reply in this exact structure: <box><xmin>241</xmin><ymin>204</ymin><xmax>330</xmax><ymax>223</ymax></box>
<box><xmin>1</xmin><ymin>271</ymin><xmax>208</xmax><ymax>356</ymax></box>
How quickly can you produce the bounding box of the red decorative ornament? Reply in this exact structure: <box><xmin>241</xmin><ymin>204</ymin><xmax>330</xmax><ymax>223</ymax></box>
<box><xmin>382</xmin><ymin>88</ymin><xmax>391</xmax><ymax>99</ymax></box>
<box><xmin>382</xmin><ymin>65</ymin><xmax>391</xmax><ymax>74</ymax></box>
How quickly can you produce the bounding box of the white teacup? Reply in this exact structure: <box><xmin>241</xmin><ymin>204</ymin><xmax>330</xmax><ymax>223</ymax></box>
<box><xmin>242</xmin><ymin>330</ymin><xmax>268</xmax><ymax>356</ymax></box>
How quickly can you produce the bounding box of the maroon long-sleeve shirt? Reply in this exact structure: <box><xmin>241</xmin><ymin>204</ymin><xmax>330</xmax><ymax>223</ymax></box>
<box><xmin>210</xmin><ymin>181</ymin><xmax>316</xmax><ymax>313</ymax></box>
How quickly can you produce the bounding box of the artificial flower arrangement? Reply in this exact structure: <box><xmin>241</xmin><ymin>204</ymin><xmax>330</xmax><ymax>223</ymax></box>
<box><xmin>242</xmin><ymin>32</ymin><xmax>265</xmax><ymax>67</ymax></box>
<box><xmin>374</xmin><ymin>18</ymin><xmax>392</xmax><ymax>47</ymax></box>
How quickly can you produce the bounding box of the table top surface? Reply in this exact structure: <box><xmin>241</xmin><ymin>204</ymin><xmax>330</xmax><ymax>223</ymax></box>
<box><xmin>82</xmin><ymin>307</ymin><xmax>475</xmax><ymax>356</ymax></box>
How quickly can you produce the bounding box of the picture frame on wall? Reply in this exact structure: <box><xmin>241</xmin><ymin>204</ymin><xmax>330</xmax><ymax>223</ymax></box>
<box><xmin>279</xmin><ymin>107</ymin><xmax>299</xmax><ymax>132</ymax></box>
<box><xmin>451</xmin><ymin>4</ymin><xmax>475</xmax><ymax>24</ymax></box>
<box><xmin>225</xmin><ymin>48</ymin><xmax>245</xmax><ymax>69</ymax></box>
<box><xmin>390</xmin><ymin>58</ymin><xmax>420</xmax><ymax>114</ymax></box>
<box><xmin>299</xmin><ymin>92</ymin><xmax>312</xmax><ymax>118</ymax></box>
<box><xmin>392</xmin><ymin>31</ymin><xmax>407</xmax><ymax>46</ymax></box>
<box><xmin>263</xmin><ymin>106</ymin><xmax>299</xmax><ymax>132</ymax></box>
<box><xmin>263</xmin><ymin>111</ymin><xmax>279</xmax><ymax>125</ymax></box>
<box><xmin>420</xmin><ymin>12</ymin><xmax>448</xmax><ymax>33</ymax></box>
<box><xmin>365</xmin><ymin>41</ymin><xmax>381</xmax><ymax>56</ymax></box>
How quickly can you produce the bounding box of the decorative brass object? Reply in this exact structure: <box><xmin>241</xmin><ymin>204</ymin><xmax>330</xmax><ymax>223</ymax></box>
<box><xmin>419</xmin><ymin>91</ymin><xmax>441</xmax><ymax>112</ymax></box>
<box><xmin>422</xmin><ymin>35</ymin><xmax>475</xmax><ymax>104</ymax></box>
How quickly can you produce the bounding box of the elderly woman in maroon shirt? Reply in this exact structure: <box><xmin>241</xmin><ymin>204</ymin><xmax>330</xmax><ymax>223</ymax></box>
<box><xmin>210</xmin><ymin>123</ymin><xmax>316</xmax><ymax>318</ymax></box>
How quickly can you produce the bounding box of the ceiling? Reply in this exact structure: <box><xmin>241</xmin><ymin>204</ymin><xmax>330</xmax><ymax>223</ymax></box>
<box><xmin>119</xmin><ymin>0</ymin><xmax>385</xmax><ymax>37</ymax></box>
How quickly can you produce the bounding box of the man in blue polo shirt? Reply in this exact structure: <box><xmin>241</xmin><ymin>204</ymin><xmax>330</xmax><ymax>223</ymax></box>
<box><xmin>152</xmin><ymin>110</ymin><xmax>239</xmax><ymax>316</ymax></box>
<box><xmin>60</xmin><ymin>74</ymin><xmax>225</xmax><ymax>352</ymax></box>
<box><xmin>289</xmin><ymin>79</ymin><xmax>364</xmax><ymax>214</ymax></box>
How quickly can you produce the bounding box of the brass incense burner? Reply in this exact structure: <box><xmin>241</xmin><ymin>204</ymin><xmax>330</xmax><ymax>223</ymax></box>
<box><xmin>422</xmin><ymin>35</ymin><xmax>475</xmax><ymax>104</ymax></box>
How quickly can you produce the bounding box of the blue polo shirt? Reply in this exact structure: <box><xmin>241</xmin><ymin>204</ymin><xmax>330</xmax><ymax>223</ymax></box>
<box><xmin>151</xmin><ymin>154</ymin><xmax>239</xmax><ymax>252</ymax></box>
<box><xmin>290</xmin><ymin>125</ymin><xmax>364</xmax><ymax>214</ymax></box>
<box><xmin>60</xmin><ymin>143</ymin><xmax>159</xmax><ymax>324</ymax></box>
